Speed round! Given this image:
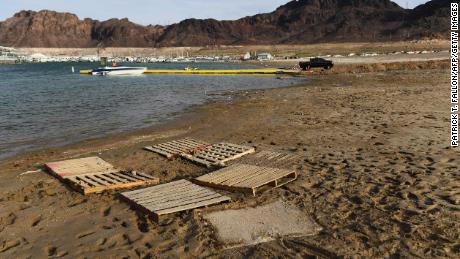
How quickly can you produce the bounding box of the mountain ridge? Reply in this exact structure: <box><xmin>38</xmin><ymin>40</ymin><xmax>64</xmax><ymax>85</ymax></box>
<box><xmin>0</xmin><ymin>0</ymin><xmax>450</xmax><ymax>48</ymax></box>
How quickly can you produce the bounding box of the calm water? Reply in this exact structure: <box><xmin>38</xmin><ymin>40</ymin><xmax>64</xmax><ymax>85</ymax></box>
<box><xmin>0</xmin><ymin>62</ymin><xmax>302</xmax><ymax>160</ymax></box>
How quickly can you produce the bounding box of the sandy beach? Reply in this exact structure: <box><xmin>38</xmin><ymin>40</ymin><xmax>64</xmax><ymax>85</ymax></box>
<box><xmin>1</xmin><ymin>62</ymin><xmax>458</xmax><ymax>258</ymax></box>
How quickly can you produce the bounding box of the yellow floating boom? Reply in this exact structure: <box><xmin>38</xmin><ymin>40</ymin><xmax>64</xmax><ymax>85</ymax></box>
<box><xmin>80</xmin><ymin>69</ymin><xmax>298</xmax><ymax>75</ymax></box>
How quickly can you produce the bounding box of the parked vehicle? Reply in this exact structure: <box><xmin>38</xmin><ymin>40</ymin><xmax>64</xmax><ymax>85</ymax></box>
<box><xmin>299</xmin><ymin>58</ymin><xmax>334</xmax><ymax>70</ymax></box>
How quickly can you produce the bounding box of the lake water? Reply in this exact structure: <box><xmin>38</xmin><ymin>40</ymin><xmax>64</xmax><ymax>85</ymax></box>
<box><xmin>0</xmin><ymin>62</ymin><xmax>302</xmax><ymax>160</ymax></box>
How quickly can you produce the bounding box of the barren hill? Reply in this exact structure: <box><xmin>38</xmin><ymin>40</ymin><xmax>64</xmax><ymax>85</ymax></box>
<box><xmin>0</xmin><ymin>0</ymin><xmax>450</xmax><ymax>48</ymax></box>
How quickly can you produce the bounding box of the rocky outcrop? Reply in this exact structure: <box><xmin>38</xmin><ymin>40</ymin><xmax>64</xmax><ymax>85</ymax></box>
<box><xmin>395</xmin><ymin>0</ymin><xmax>451</xmax><ymax>39</ymax></box>
<box><xmin>158</xmin><ymin>0</ymin><xmax>409</xmax><ymax>46</ymax></box>
<box><xmin>0</xmin><ymin>10</ymin><xmax>94</xmax><ymax>47</ymax></box>
<box><xmin>92</xmin><ymin>19</ymin><xmax>164</xmax><ymax>47</ymax></box>
<box><xmin>0</xmin><ymin>0</ymin><xmax>450</xmax><ymax>48</ymax></box>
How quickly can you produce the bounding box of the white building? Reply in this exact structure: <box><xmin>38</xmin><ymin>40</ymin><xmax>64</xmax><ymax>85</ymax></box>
<box><xmin>0</xmin><ymin>46</ymin><xmax>20</xmax><ymax>63</ymax></box>
<box><xmin>256</xmin><ymin>52</ymin><xmax>273</xmax><ymax>61</ymax></box>
<box><xmin>243</xmin><ymin>52</ymin><xmax>251</xmax><ymax>60</ymax></box>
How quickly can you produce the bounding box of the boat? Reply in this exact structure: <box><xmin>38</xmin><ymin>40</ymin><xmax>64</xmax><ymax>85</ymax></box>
<box><xmin>91</xmin><ymin>66</ymin><xmax>147</xmax><ymax>76</ymax></box>
<box><xmin>184</xmin><ymin>66</ymin><xmax>199</xmax><ymax>71</ymax></box>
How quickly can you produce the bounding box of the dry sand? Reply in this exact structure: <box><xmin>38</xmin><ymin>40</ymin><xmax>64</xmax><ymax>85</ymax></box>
<box><xmin>203</xmin><ymin>200</ymin><xmax>322</xmax><ymax>247</ymax></box>
<box><xmin>0</xmin><ymin>65</ymin><xmax>459</xmax><ymax>258</ymax></box>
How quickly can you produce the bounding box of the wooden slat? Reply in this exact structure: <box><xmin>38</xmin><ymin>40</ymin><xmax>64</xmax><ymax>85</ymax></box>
<box><xmin>101</xmin><ymin>173</ymin><xmax>131</xmax><ymax>183</ymax></box>
<box><xmin>144</xmin><ymin>138</ymin><xmax>210</xmax><ymax>158</ymax></box>
<box><xmin>237</xmin><ymin>169</ymin><xmax>294</xmax><ymax>187</ymax></box>
<box><xmin>70</xmin><ymin>177</ymin><xmax>91</xmax><ymax>188</ymax></box>
<box><xmin>220</xmin><ymin>165</ymin><xmax>270</xmax><ymax>186</ymax></box>
<box><xmin>195</xmin><ymin>152</ymin><xmax>222</xmax><ymax>162</ymax></box>
<box><xmin>194</xmin><ymin>165</ymin><xmax>238</xmax><ymax>182</ymax></box>
<box><xmin>79</xmin><ymin>175</ymin><xmax>105</xmax><ymax>187</ymax></box>
<box><xmin>123</xmin><ymin>179</ymin><xmax>191</xmax><ymax>197</ymax></box>
<box><xmin>121</xmin><ymin>180</ymin><xmax>230</xmax><ymax>220</ymax></box>
<box><xmin>233</xmin><ymin>150</ymin><xmax>302</xmax><ymax>169</ymax></box>
<box><xmin>63</xmin><ymin>172</ymin><xmax>159</xmax><ymax>195</ymax></box>
<box><xmin>205</xmin><ymin>164</ymin><xmax>257</xmax><ymax>184</ymax></box>
<box><xmin>182</xmin><ymin>143</ymin><xmax>255</xmax><ymax>167</ymax></box>
<box><xmin>111</xmin><ymin>171</ymin><xmax>145</xmax><ymax>182</ymax></box>
<box><xmin>91</xmin><ymin>174</ymin><xmax>117</xmax><ymax>185</ymax></box>
<box><xmin>155</xmin><ymin>196</ymin><xmax>230</xmax><ymax>216</ymax></box>
<box><xmin>144</xmin><ymin>192</ymin><xmax>222</xmax><ymax>211</ymax></box>
<box><xmin>138</xmin><ymin>189</ymin><xmax>214</xmax><ymax>206</ymax></box>
<box><xmin>131</xmin><ymin>185</ymin><xmax>207</xmax><ymax>204</ymax></box>
<box><xmin>193</xmin><ymin>164</ymin><xmax>297</xmax><ymax>196</ymax></box>
<box><xmin>214</xmin><ymin>164</ymin><xmax>258</xmax><ymax>183</ymax></box>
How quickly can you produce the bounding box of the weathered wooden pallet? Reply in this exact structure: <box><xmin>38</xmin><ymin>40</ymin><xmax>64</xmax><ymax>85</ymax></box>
<box><xmin>45</xmin><ymin>157</ymin><xmax>159</xmax><ymax>195</ymax></box>
<box><xmin>144</xmin><ymin>138</ymin><xmax>210</xmax><ymax>159</ymax></box>
<box><xmin>193</xmin><ymin>164</ymin><xmax>297</xmax><ymax>196</ymax></box>
<box><xmin>120</xmin><ymin>179</ymin><xmax>231</xmax><ymax>221</ymax></box>
<box><xmin>45</xmin><ymin>157</ymin><xmax>119</xmax><ymax>180</ymax></box>
<box><xmin>66</xmin><ymin>171</ymin><xmax>159</xmax><ymax>195</ymax></box>
<box><xmin>181</xmin><ymin>143</ymin><xmax>255</xmax><ymax>168</ymax></box>
<box><xmin>234</xmin><ymin>150</ymin><xmax>302</xmax><ymax>169</ymax></box>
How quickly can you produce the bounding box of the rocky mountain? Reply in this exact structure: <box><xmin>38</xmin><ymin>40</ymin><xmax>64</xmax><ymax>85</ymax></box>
<box><xmin>0</xmin><ymin>10</ymin><xmax>165</xmax><ymax>47</ymax></box>
<box><xmin>395</xmin><ymin>0</ymin><xmax>451</xmax><ymax>39</ymax></box>
<box><xmin>0</xmin><ymin>11</ymin><xmax>94</xmax><ymax>47</ymax></box>
<box><xmin>0</xmin><ymin>0</ymin><xmax>450</xmax><ymax>48</ymax></box>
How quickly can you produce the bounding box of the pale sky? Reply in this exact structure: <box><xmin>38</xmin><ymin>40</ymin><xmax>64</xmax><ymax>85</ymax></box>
<box><xmin>0</xmin><ymin>0</ymin><xmax>430</xmax><ymax>25</ymax></box>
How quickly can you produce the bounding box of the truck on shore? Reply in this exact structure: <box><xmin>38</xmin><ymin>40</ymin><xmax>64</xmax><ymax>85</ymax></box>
<box><xmin>299</xmin><ymin>58</ymin><xmax>334</xmax><ymax>70</ymax></box>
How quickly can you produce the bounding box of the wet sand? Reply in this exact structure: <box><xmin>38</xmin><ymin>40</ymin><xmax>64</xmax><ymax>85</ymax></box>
<box><xmin>1</xmin><ymin>66</ymin><xmax>459</xmax><ymax>258</ymax></box>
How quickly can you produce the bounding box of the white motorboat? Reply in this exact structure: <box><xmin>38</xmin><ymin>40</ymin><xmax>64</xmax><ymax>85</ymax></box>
<box><xmin>91</xmin><ymin>66</ymin><xmax>147</xmax><ymax>76</ymax></box>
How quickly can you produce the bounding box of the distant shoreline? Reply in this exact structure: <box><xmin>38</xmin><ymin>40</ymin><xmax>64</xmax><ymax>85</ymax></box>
<box><xmin>13</xmin><ymin>40</ymin><xmax>450</xmax><ymax>57</ymax></box>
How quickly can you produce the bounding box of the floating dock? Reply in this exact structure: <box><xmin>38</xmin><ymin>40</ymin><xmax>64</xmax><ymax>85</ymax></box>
<box><xmin>79</xmin><ymin>69</ymin><xmax>298</xmax><ymax>75</ymax></box>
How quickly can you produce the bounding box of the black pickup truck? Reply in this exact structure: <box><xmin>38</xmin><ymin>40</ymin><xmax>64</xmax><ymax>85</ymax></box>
<box><xmin>299</xmin><ymin>58</ymin><xmax>334</xmax><ymax>70</ymax></box>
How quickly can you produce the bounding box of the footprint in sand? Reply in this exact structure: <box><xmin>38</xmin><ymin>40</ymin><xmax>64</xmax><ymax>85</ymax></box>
<box><xmin>137</xmin><ymin>221</ymin><xmax>150</xmax><ymax>233</ymax></box>
<box><xmin>0</xmin><ymin>239</ymin><xmax>21</xmax><ymax>253</ymax></box>
<box><xmin>104</xmin><ymin>233</ymin><xmax>131</xmax><ymax>248</ymax></box>
<box><xmin>100</xmin><ymin>206</ymin><xmax>112</xmax><ymax>217</ymax></box>
<box><xmin>31</xmin><ymin>215</ymin><xmax>42</xmax><ymax>227</ymax></box>
<box><xmin>96</xmin><ymin>237</ymin><xmax>107</xmax><ymax>246</ymax></box>
<box><xmin>45</xmin><ymin>246</ymin><xmax>57</xmax><ymax>256</ymax></box>
<box><xmin>0</xmin><ymin>213</ymin><xmax>17</xmax><ymax>227</ymax></box>
<box><xmin>101</xmin><ymin>225</ymin><xmax>113</xmax><ymax>230</ymax></box>
<box><xmin>76</xmin><ymin>231</ymin><xmax>95</xmax><ymax>239</ymax></box>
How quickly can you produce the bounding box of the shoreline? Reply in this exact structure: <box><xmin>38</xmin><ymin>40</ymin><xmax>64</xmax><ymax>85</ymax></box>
<box><xmin>14</xmin><ymin>40</ymin><xmax>450</xmax><ymax>57</ymax></box>
<box><xmin>0</xmin><ymin>59</ymin><xmax>449</xmax><ymax>171</ymax></box>
<box><xmin>0</xmin><ymin>78</ymin><xmax>307</xmax><ymax>172</ymax></box>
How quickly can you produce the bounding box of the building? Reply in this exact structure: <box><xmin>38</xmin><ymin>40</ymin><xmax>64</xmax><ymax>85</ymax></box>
<box><xmin>0</xmin><ymin>46</ymin><xmax>20</xmax><ymax>63</ymax></box>
<box><xmin>242</xmin><ymin>52</ymin><xmax>252</xmax><ymax>60</ymax></box>
<box><xmin>256</xmin><ymin>52</ymin><xmax>274</xmax><ymax>61</ymax></box>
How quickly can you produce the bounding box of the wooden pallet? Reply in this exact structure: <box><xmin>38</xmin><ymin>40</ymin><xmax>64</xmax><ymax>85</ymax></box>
<box><xmin>234</xmin><ymin>150</ymin><xmax>302</xmax><ymax>169</ymax></box>
<box><xmin>121</xmin><ymin>179</ymin><xmax>231</xmax><ymax>221</ymax></box>
<box><xmin>144</xmin><ymin>138</ymin><xmax>210</xmax><ymax>159</ymax></box>
<box><xmin>66</xmin><ymin>171</ymin><xmax>159</xmax><ymax>195</ymax></box>
<box><xmin>181</xmin><ymin>143</ymin><xmax>255</xmax><ymax>167</ymax></box>
<box><xmin>45</xmin><ymin>157</ymin><xmax>159</xmax><ymax>195</ymax></box>
<box><xmin>45</xmin><ymin>157</ymin><xmax>118</xmax><ymax>180</ymax></box>
<box><xmin>193</xmin><ymin>164</ymin><xmax>297</xmax><ymax>196</ymax></box>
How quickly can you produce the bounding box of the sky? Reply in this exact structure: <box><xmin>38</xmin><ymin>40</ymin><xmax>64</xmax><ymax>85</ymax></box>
<box><xmin>0</xmin><ymin>0</ymin><xmax>430</xmax><ymax>25</ymax></box>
